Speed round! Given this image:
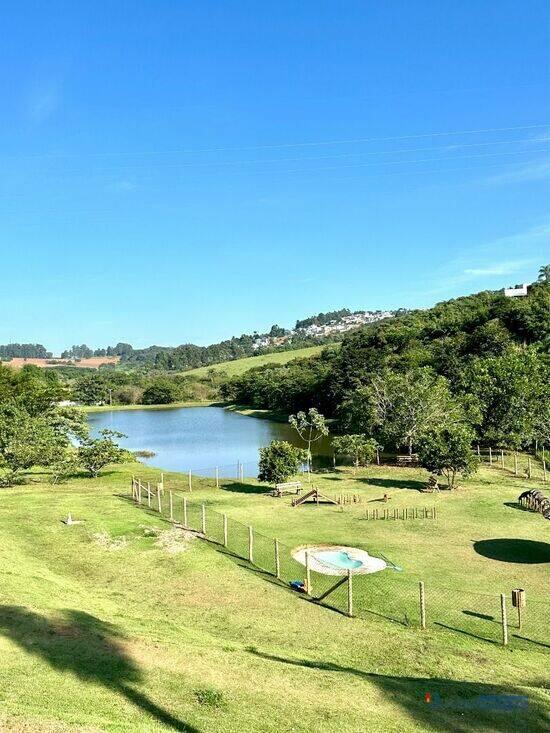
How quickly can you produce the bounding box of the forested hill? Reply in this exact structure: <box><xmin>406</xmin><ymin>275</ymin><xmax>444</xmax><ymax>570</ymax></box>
<box><xmin>221</xmin><ymin>281</ymin><xmax>550</xmax><ymax>448</ymax></box>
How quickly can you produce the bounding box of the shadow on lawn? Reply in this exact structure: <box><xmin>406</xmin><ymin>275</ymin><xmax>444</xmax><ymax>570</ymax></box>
<box><xmin>246</xmin><ymin>649</ymin><xmax>547</xmax><ymax>732</ymax></box>
<box><xmin>473</xmin><ymin>539</ymin><xmax>550</xmax><ymax>564</ymax></box>
<box><xmin>220</xmin><ymin>482</ymin><xmax>272</xmax><ymax>495</ymax></box>
<box><xmin>361</xmin><ymin>477</ymin><xmax>427</xmax><ymax>491</ymax></box>
<box><xmin>0</xmin><ymin>606</ymin><xmax>199</xmax><ymax>732</ymax></box>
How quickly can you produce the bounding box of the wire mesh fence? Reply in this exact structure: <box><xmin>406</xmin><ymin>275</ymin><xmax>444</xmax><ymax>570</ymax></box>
<box><xmin>130</xmin><ymin>478</ymin><xmax>549</xmax><ymax>649</ymax></box>
<box><xmin>475</xmin><ymin>448</ymin><xmax>548</xmax><ymax>482</ymax></box>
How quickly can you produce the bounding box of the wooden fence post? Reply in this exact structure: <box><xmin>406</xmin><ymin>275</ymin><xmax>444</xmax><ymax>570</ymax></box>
<box><xmin>274</xmin><ymin>538</ymin><xmax>280</xmax><ymax>579</ymax></box>
<box><xmin>223</xmin><ymin>513</ymin><xmax>228</xmax><ymax>547</ymax></box>
<box><xmin>169</xmin><ymin>491</ymin><xmax>173</xmax><ymax>521</ymax></box>
<box><xmin>201</xmin><ymin>504</ymin><xmax>206</xmax><ymax>534</ymax></box>
<box><xmin>183</xmin><ymin>497</ymin><xmax>188</xmax><ymax>527</ymax></box>
<box><xmin>305</xmin><ymin>551</ymin><xmax>312</xmax><ymax>595</ymax></box>
<box><xmin>347</xmin><ymin>569</ymin><xmax>353</xmax><ymax>617</ymax></box>
<box><xmin>216</xmin><ymin>467</ymin><xmax>219</xmax><ymax>489</ymax></box>
<box><xmin>188</xmin><ymin>470</ymin><xmax>192</xmax><ymax>492</ymax></box>
<box><xmin>157</xmin><ymin>485</ymin><xmax>162</xmax><ymax>513</ymax></box>
<box><xmin>147</xmin><ymin>482</ymin><xmax>151</xmax><ymax>508</ymax></box>
<box><xmin>514</xmin><ymin>452</ymin><xmax>518</xmax><ymax>476</ymax></box>
<box><xmin>477</xmin><ymin>444</ymin><xmax>480</xmax><ymax>457</ymax></box>
<box><xmin>500</xmin><ymin>593</ymin><xmax>508</xmax><ymax>646</ymax></box>
<box><xmin>500</xmin><ymin>449</ymin><xmax>505</xmax><ymax>469</ymax></box>
<box><xmin>544</xmin><ymin>460</ymin><xmax>547</xmax><ymax>483</ymax></box>
<box><xmin>419</xmin><ymin>581</ymin><xmax>426</xmax><ymax>629</ymax></box>
<box><xmin>248</xmin><ymin>525</ymin><xmax>254</xmax><ymax>564</ymax></box>
<box><xmin>528</xmin><ymin>457</ymin><xmax>532</xmax><ymax>479</ymax></box>
<box><xmin>489</xmin><ymin>447</ymin><xmax>493</xmax><ymax>465</ymax></box>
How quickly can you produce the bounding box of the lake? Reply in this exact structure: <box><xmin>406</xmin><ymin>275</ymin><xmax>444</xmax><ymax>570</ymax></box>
<box><xmin>88</xmin><ymin>406</ymin><xmax>332</xmax><ymax>477</ymax></box>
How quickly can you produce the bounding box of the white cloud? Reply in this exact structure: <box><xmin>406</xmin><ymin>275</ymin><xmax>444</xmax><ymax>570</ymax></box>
<box><xmin>486</xmin><ymin>158</ymin><xmax>550</xmax><ymax>185</ymax></box>
<box><xmin>26</xmin><ymin>82</ymin><xmax>61</xmax><ymax>123</ymax></box>
<box><xmin>464</xmin><ymin>260</ymin><xmax>532</xmax><ymax>277</ymax></box>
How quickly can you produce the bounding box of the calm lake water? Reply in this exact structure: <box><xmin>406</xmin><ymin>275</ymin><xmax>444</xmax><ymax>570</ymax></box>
<box><xmin>88</xmin><ymin>406</ymin><xmax>331</xmax><ymax>477</ymax></box>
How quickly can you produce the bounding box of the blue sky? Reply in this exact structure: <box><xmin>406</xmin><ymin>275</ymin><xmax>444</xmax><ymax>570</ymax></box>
<box><xmin>1</xmin><ymin>1</ymin><xmax>549</xmax><ymax>353</ymax></box>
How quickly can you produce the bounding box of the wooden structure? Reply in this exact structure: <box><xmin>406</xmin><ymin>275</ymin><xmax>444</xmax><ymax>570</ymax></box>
<box><xmin>272</xmin><ymin>481</ymin><xmax>302</xmax><ymax>497</ymax></box>
<box><xmin>518</xmin><ymin>488</ymin><xmax>550</xmax><ymax>520</ymax></box>
<box><xmin>396</xmin><ymin>454</ymin><xmax>419</xmax><ymax>467</ymax></box>
<box><xmin>292</xmin><ymin>487</ymin><xmax>339</xmax><ymax>507</ymax></box>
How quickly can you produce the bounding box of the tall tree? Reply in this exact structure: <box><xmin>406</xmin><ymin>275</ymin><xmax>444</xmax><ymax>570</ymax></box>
<box><xmin>289</xmin><ymin>408</ymin><xmax>329</xmax><ymax>478</ymax></box>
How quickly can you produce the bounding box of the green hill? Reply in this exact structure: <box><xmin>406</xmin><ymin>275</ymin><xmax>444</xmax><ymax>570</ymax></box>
<box><xmin>184</xmin><ymin>344</ymin><xmax>330</xmax><ymax>378</ymax></box>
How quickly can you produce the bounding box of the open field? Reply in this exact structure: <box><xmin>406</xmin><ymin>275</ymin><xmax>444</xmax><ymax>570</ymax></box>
<box><xmin>2</xmin><ymin>356</ymin><xmax>120</xmax><ymax>370</ymax></box>
<box><xmin>182</xmin><ymin>344</ymin><xmax>330</xmax><ymax>379</ymax></box>
<box><xmin>0</xmin><ymin>463</ymin><xmax>548</xmax><ymax>732</ymax></box>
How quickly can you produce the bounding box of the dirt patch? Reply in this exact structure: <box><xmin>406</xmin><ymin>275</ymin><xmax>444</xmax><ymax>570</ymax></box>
<box><xmin>91</xmin><ymin>532</ymin><xmax>128</xmax><ymax>551</ymax></box>
<box><xmin>143</xmin><ymin>526</ymin><xmax>195</xmax><ymax>553</ymax></box>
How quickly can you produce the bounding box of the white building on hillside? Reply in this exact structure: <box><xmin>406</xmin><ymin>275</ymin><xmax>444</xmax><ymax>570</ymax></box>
<box><xmin>504</xmin><ymin>284</ymin><xmax>528</xmax><ymax>298</ymax></box>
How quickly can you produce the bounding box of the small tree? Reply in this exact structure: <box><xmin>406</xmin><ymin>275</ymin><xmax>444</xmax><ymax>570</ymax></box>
<box><xmin>258</xmin><ymin>441</ymin><xmax>307</xmax><ymax>485</ymax></box>
<box><xmin>289</xmin><ymin>408</ymin><xmax>329</xmax><ymax>479</ymax></box>
<box><xmin>142</xmin><ymin>380</ymin><xmax>178</xmax><ymax>405</ymax></box>
<box><xmin>332</xmin><ymin>434</ymin><xmax>377</xmax><ymax>472</ymax></box>
<box><xmin>417</xmin><ymin>424</ymin><xmax>479</xmax><ymax>489</ymax></box>
<box><xmin>78</xmin><ymin>429</ymin><xmax>127</xmax><ymax>478</ymax></box>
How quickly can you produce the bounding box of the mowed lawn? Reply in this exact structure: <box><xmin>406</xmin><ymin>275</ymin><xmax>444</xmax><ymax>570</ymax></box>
<box><xmin>0</xmin><ymin>463</ymin><xmax>548</xmax><ymax>732</ymax></box>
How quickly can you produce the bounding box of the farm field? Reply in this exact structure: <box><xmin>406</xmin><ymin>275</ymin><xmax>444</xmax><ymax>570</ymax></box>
<box><xmin>2</xmin><ymin>356</ymin><xmax>120</xmax><ymax>370</ymax></box>
<box><xmin>182</xmin><ymin>344</ymin><xmax>330</xmax><ymax>379</ymax></box>
<box><xmin>0</xmin><ymin>462</ymin><xmax>548</xmax><ymax>732</ymax></box>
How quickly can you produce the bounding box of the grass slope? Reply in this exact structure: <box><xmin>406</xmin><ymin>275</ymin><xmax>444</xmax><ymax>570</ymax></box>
<box><xmin>183</xmin><ymin>344</ymin><xmax>329</xmax><ymax>379</ymax></box>
<box><xmin>0</xmin><ymin>464</ymin><xmax>548</xmax><ymax>732</ymax></box>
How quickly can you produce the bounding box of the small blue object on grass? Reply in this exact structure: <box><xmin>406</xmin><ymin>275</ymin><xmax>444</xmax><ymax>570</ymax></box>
<box><xmin>289</xmin><ymin>580</ymin><xmax>306</xmax><ymax>592</ymax></box>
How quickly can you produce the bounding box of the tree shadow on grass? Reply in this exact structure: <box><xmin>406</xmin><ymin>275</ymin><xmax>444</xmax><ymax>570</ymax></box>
<box><xmin>220</xmin><ymin>482</ymin><xmax>272</xmax><ymax>495</ymax></box>
<box><xmin>361</xmin><ymin>477</ymin><xmax>426</xmax><ymax>491</ymax></box>
<box><xmin>246</xmin><ymin>648</ymin><xmax>547</xmax><ymax>732</ymax></box>
<box><xmin>473</xmin><ymin>539</ymin><xmax>550</xmax><ymax>564</ymax></box>
<box><xmin>0</xmin><ymin>606</ymin><xmax>199</xmax><ymax>732</ymax></box>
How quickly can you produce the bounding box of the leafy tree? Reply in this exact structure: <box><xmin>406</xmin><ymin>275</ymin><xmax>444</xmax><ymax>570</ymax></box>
<box><xmin>289</xmin><ymin>408</ymin><xmax>329</xmax><ymax>476</ymax></box>
<box><xmin>417</xmin><ymin>423</ymin><xmax>479</xmax><ymax>489</ymax></box>
<box><xmin>142</xmin><ymin>380</ymin><xmax>178</xmax><ymax>405</ymax></box>
<box><xmin>77</xmin><ymin>429</ymin><xmax>127</xmax><ymax>478</ymax></box>
<box><xmin>73</xmin><ymin>374</ymin><xmax>108</xmax><ymax>405</ymax></box>
<box><xmin>332</xmin><ymin>434</ymin><xmax>377</xmax><ymax>471</ymax></box>
<box><xmin>538</xmin><ymin>264</ymin><xmax>550</xmax><ymax>283</ymax></box>
<box><xmin>258</xmin><ymin>441</ymin><xmax>307</xmax><ymax>484</ymax></box>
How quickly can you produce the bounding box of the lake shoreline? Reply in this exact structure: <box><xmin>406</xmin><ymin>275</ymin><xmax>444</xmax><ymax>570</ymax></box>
<box><xmin>82</xmin><ymin>400</ymin><xmax>222</xmax><ymax>414</ymax></box>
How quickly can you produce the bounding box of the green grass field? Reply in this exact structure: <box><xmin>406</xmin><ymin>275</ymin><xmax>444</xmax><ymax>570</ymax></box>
<box><xmin>182</xmin><ymin>344</ymin><xmax>330</xmax><ymax>379</ymax></box>
<box><xmin>0</xmin><ymin>462</ymin><xmax>548</xmax><ymax>732</ymax></box>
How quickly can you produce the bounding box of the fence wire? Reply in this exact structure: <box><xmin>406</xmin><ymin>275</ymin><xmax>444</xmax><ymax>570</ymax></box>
<box><xmin>131</xmin><ymin>480</ymin><xmax>549</xmax><ymax>648</ymax></box>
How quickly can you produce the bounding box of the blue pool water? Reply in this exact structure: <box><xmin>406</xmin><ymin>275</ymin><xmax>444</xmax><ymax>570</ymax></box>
<box><xmin>315</xmin><ymin>550</ymin><xmax>363</xmax><ymax>570</ymax></box>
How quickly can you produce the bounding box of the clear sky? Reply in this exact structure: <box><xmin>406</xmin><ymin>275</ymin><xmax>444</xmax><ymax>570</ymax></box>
<box><xmin>1</xmin><ymin>1</ymin><xmax>549</xmax><ymax>353</ymax></box>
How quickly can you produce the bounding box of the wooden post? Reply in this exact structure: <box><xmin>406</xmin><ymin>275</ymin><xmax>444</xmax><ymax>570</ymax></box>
<box><xmin>500</xmin><ymin>593</ymin><xmax>508</xmax><ymax>646</ymax></box>
<box><xmin>147</xmin><ymin>481</ymin><xmax>151</xmax><ymax>508</ymax></box>
<box><xmin>500</xmin><ymin>449</ymin><xmax>505</xmax><ymax>469</ymax></box>
<box><xmin>477</xmin><ymin>444</ymin><xmax>480</xmax><ymax>457</ymax></box>
<box><xmin>514</xmin><ymin>452</ymin><xmax>518</xmax><ymax>476</ymax></box>
<box><xmin>188</xmin><ymin>470</ymin><xmax>192</xmax><ymax>492</ymax></box>
<box><xmin>376</xmin><ymin>446</ymin><xmax>380</xmax><ymax>465</ymax></box>
<box><xmin>160</xmin><ymin>473</ymin><xmax>164</xmax><ymax>492</ymax></box>
<box><xmin>215</xmin><ymin>467</ymin><xmax>219</xmax><ymax>489</ymax></box>
<box><xmin>544</xmin><ymin>460</ymin><xmax>547</xmax><ymax>483</ymax></box>
<box><xmin>169</xmin><ymin>491</ymin><xmax>173</xmax><ymax>521</ymax></box>
<box><xmin>201</xmin><ymin>504</ymin><xmax>206</xmax><ymax>534</ymax></box>
<box><xmin>274</xmin><ymin>538</ymin><xmax>280</xmax><ymax>579</ymax></box>
<box><xmin>183</xmin><ymin>497</ymin><xmax>188</xmax><ymax>527</ymax></box>
<box><xmin>137</xmin><ymin>480</ymin><xmax>142</xmax><ymax>504</ymax></box>
<box><xmin>248</xmin><ymin>525</ymin><xmax>254</xmax><ymax>564</ymax></box>
<box><xmin>528</xmin><ymin>457</ymin><xmax>532</xmax><ymax>479</ymax></box>
<box><xmin>157</xmin><ymin>485</ymin><xmax>162</xmax><ymax>513</ymax></box>
<box><xmin>305</xmin><ymin>551</ymin><xmax>312</xmax><ymax>595</ymax></box>
<box><xmin>489</xmin><ymin>447</ymin><xmax>493</xmax><ymax>465</ymax></box>
<box><xmin>240</xmin><ymin>463</ymin><xmax>244</xmax><ymax>482</ymax></box>
<box><xmin>347</xmin><ymin>569</ymin><xmax>353</xmax><ymax>617</ymax></box>
<box><xmin>419</xmin><ymin>581</ymin><xmax>426</xmax><ymax>629</ymax></box>
<box><xmin>223</xmin><ymin>513</ymin><xmax>228</xmax><ymax>547</ymax></box>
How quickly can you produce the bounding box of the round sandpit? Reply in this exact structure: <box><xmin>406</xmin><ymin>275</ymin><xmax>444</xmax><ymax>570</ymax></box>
<box><xmin>292</xmin><ymin>545</ymin><xmax>387</xmax><ymax>576</ymax></box>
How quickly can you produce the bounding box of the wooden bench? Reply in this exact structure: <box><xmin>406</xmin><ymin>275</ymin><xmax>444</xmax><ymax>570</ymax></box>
<box><xmin>396</xmin><ymin>455</ymin><xmax>419</xmax><ymax>467</ymax></box>
<box><xmin>272</xmin><ymin>482</ymin><xmax>302</xmax><ymax>497</ymax></box>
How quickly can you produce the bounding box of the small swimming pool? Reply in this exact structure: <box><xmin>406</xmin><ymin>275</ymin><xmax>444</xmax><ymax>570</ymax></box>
<box><xmin>316</xmin><ymin>550</ymin><xmax>363</xmax><ymax>570</ymax></box>
<box><xmin>292</xmin><ymin>545</ymin><xmax>387</xmax><ymax>576</ymax></box>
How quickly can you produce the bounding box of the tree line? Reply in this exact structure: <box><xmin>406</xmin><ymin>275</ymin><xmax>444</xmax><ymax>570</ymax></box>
<box><xmin>222</xmin><ymin>279</ymin><xmax>550</xmax><ymax>453</ymax></box>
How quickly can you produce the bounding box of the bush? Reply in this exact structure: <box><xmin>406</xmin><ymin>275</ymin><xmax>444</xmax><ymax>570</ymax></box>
<box><xmin>258</xmin><ymin>441</ymin><xmax>307</xmax><ymax>484</ymax></box>
<box><xmin>141</xmin><ymin>380</ymin><xmax>178</xmax><ymax>405</ymax></box>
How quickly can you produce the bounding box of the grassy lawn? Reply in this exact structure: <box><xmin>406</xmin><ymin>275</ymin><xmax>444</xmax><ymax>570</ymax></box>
<box><xmin>182</xmin><ymin>344</ymin><xmax>330</xmax><ymax>379</ymax></box>
<box><xmin>0</xmin><ymin>463</ymin><xmax>548</xmax><ymax>732</ymax></box>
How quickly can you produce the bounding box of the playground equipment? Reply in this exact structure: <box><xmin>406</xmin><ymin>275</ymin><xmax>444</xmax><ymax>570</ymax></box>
<box><xmin>518</xmin><ymin>488</ymin><xmax>550</xmax><ymax>519</ymax></box>
<box><xmin>292</xmin><ymin>487</ymin><xmax>339</xmax><ymax>507</ymax></box>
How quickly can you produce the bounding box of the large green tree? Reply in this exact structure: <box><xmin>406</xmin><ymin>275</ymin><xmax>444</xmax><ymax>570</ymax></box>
<box><xmin>417</xmin><ymin>423</ymin><xmax>479</xmax><ymax>489</ymax></box>
<box><xmin>258</xmin><ymin>441</ymin><xmax>307</xmax><ymax>484</ymax></box>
